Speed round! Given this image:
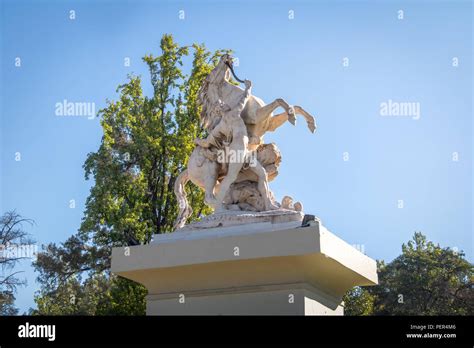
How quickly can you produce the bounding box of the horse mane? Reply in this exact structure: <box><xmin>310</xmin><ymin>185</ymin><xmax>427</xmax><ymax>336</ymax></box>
<box><xmin>198</xmin><ymin>65</ymin><xmax>224</xmax><ymax>131</ymax></box>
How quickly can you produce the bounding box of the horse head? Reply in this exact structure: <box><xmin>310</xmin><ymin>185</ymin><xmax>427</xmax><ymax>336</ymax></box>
<box><xmin>207</xmin><ymin>54</ymin><xmax>233</xmax><ymax>84</ymax></box>
<box><xmin>208</xmin><ymin>54</ymin><xmax>245</xmax><ymax>85</ymax></box>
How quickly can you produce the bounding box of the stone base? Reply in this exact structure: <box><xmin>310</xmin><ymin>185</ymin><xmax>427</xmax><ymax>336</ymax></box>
<box><xmin>111</xmin><ymin>218</ymin><xmax>378</xmax><ymax>315</ymax></box>
<box><xmin>176</xmin><ymin>208</ymin><xmax>304</xmax><ymax>232</ymax></box>
<box><xmin>146</xmin><ymin>283</ymin><xmax>343</xmax><ymax>315</ymax></box>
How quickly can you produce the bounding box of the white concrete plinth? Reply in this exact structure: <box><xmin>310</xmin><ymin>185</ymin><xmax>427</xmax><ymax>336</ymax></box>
<box><xmin>111</xmin><ymin>219</ymin><xmax>378</xmax><ymax>315</ymax></box>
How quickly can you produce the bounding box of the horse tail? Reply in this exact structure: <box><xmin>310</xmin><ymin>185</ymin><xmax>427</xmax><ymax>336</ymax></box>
<box><xmin>173</xmin><ymin>169</ymin><xmax>192</xmax><ymax>230</ymax></box>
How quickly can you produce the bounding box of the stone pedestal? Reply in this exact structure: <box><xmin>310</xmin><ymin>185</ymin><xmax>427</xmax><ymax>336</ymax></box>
<box><xmin>111</xmin><ymin>217</ymin><xmax>378</xmax><ymax>315</ymax></box>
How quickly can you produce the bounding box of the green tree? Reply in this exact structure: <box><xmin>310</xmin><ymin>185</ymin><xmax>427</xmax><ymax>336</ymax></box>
<box><xmin>344</xmin><ymin>232</ymin><xmax>473</xmax><ymax>315</ymax></box>
<box><xmin>33</xmin><ymin>34</ymin><xmax>227</xmax><ymax>315</ymax></box>
<box><xmin>1</xmin><ymin>211</ymin><xmax>34</xmax><ymax>315</ymax></box>
<box><xmin>31</xmin><ymin>274</ymin><xmax>146</xmax><ymax>315</ymax></box>
<box><xmin>0</xmin><ymin>291</ymin><xmax>18</xmax><ymax>315</ymax></box>
<box><xmin>343</xmin><ymin>286</ymin><xmax>375</xmax><ymax>316</ymax></box>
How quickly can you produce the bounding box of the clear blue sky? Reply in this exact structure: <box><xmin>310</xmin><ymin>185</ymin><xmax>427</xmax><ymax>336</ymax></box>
<box><xmin>1</xmin><ymin>0</ymin><xmax>472</xmax><ymax>313</ymax></box>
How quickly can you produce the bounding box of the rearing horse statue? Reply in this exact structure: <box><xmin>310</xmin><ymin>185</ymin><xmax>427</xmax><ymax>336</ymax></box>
<box><xmin>173</xmin><ymin>54</ymin><xmax>316</xmax><ymax>229</ymax></box>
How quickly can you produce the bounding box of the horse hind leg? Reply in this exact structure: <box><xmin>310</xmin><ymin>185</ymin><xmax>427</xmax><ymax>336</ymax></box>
<box><xmin>203</xmin><ymin>174</ymin><xmax>218</xmax><ymax>209</ymax></box>
<box><xmin>214</xmin><ymin>162</ymin><xmax>243</xmax><ymax>212</ymax></box>
<box><xmin>173</xmin><ymin>170</ymin><xmax>191</xmax><ymax>229</ymax></box>
<box><xmin>249</xmin><ymin>162</ymin><xmax>279</xmax><ymax>211</ymax></box>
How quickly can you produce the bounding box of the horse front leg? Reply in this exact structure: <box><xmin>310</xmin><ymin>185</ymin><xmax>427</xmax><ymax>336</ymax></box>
<box><xmin>294</xmin><ymin>105</ymin><xmax>317</xmax><ymax>133</ymax></box>
<box><xmin>255</xmin><ymin>98</ymin><xmax>296</xmax><ymax>125</ymax></box>
<box><xmin>267</xmin><ymin>112</ymin><xmax>289</xmax><ymax>132</ymax></box>
<box><xmin>266</xmin><ymin>107</ymin><xmax>317</xmax><ymax>133</ymax></box>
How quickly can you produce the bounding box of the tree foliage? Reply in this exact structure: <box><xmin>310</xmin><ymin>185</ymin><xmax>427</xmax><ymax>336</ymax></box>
<box><xmin>80</xmin><ymin>34</ymin><xmax>221</xmax><ymax>245</ymax></box>
<box><xmin>343</xmin><ymin>286</ymin><xmax>375</xmax><ymax>316</ymax></box>
<box><xmin>33</xmin><ymin>34</ymin><xmax>227</xmax><ymax>315</ymax></box>
<box><xmin>344</xmin><ymin>232</ymin><xmax>473</xmax><ymax>315</ymax></box>
<box><xmin>31</xmin><ymin>274</ymin><xmax>146</xmax><ymax>315</ymax></box>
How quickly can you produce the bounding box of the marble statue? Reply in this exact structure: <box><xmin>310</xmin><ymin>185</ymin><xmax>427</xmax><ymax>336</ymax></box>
<box><xmin>111</xmin><ymin>55</ymin><xmax>380</xmax><ymax>315</ymax></box>
<box><xmin>173</xmin><ymin>54</ymin><xmax>316</xmax><ymax>229</ymax></box>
